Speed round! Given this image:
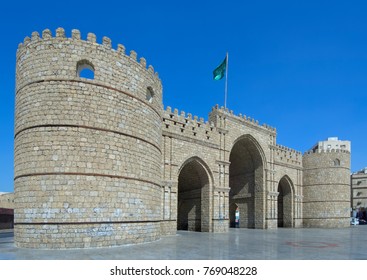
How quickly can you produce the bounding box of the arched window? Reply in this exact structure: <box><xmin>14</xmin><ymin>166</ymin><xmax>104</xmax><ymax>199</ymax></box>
<box><xmin>333</xmin><ymin>159</ymin><xmax>340</xmax><ymax>166</ymax></box>
<box><xmin>76</xmin><ymin>60</ymin><xmax>95</xmax><ymax>79</ymax></box>
<box><xmin>146</xmin><ymin>86</ymin><xmax>155</xmax><ymax>103</ymax></box>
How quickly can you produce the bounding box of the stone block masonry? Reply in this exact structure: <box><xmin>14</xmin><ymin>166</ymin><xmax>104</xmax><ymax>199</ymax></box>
<box><xmin>303</xmin><ymin>149</ymin><xmax>351</xmax><ymax>228</ymax></box>
<box><xmin>14</xmin><ymin>28</ymin><xmax>351</xmax><ymax>249</ymax></box>
<box><xmin>15</xmin><ymin>28</ymin><xmax>163</xmax><ymax>248</ymax></box>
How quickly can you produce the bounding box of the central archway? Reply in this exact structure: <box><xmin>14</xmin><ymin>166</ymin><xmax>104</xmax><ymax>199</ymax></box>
<box><xmin>177</xmin><ymin>157</ymin><xmax>212</xmax><ymax>232</ymax></box>
<box><xmin>229</xmin><ymin>135</ymin><xmax>265</xmax><ymax>229</ymax></box>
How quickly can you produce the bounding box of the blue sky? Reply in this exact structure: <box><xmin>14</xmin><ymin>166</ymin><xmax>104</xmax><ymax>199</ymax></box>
<box><xmin>1</xmin><ymin>1</ymin><xmax>366</xmax><ymax>192</ymax></box>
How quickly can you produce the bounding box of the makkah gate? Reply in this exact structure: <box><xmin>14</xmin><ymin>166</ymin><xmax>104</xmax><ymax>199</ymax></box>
<box><xmin>14</xmin><ymin>28</ymin><xmax>350</xmax><ymax>248</ymax></box>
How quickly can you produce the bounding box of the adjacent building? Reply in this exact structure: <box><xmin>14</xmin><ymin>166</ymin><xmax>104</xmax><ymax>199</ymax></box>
<box><xmin>351</xmin><ymin>168</ymin><xmax>367</xmax><ymax>214</ymax></box>
<box><xmin>0</xmin><ymin>192</ymin><xmax>14</xmax><ymax>229</ymax></box>
<box><xmin>310</xmin><ymin>137</ymin><xmax>351</xmax><ymax>153</ymax></box>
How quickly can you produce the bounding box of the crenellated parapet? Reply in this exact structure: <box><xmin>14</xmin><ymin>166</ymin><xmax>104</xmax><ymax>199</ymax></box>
<box><xmin>303</xmin><ymin>148</ymin><xmax>351</xmax><ymax>155</ymax></box>
<box><xmin>209</xmin><ymin>105</ymin><xmax>276</xmax><ymax>135</ymax></box>
<box><xmin>16</xmin><ymin>28</ymin><xmax>162</xmax><ymax>113</ymax></box>
<box><xmin>18</xmin><ymin>28</ymin><xmax>158</xmax><ymax>75</ymax></box>
<box><xmin>162</xmin><ymin>106</ymin><xmax>217</xmax><ymax>145</ymax></box>
<box><xmin>274</xmin><ymin>144</ymin><xmax>302</xmax><ymax>166</ymax></box>
<box><xmin>15</xmin><ymin>27</ymin><xmax>163</xmax><ymax>146</ymax></box>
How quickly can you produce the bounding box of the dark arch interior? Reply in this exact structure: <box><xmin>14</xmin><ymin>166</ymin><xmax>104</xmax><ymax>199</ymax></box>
<box><xmin>277</xmin><ymin>176</ymin><xmax>293</xmax><ymax>228</ymax></box>
<box><xmin>229</xmin><ymin>137</ymin><xmax>263</xmax><ymax>228</ymax></box>
<box><xmin>177</xmin><ymin>160</ymin><xmax>209</xmax><ymax>232</ymax></box>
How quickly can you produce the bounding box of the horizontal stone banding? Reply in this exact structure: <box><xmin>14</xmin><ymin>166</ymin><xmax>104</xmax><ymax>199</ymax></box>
<box><xmin>15</xmin><ymin>124</ymin><xmax>161</xmax><ymax>154</ymax></box>
<box><xmin>302</xmin><ymin>200</ymin><xmax>350</xmax><ymax>203</ymax></box>
<box><xmin>14</xmin><ymin>172</ymin><xmax>162</xmax><ymax>188</ymax></box>
<box><xmin>302</xmin><ymin>217</ymin><xmax>350</xmax><ymax>220</ymax></box>
<box><xmin>16</xmin><ymin>78</ymin><xmax>161</xmax><ymax>119</ymax></box>
<box><xmin>15</xmin><ymin>220</ymin><xmax>161</xmax><ymax>225</ymax></box>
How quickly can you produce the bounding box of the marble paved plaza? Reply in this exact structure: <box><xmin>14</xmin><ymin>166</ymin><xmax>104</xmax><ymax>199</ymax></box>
<box><xmin>1</xmin><ymin>226</ymin><xmax>366</xmax><ymax>260</ymax></box>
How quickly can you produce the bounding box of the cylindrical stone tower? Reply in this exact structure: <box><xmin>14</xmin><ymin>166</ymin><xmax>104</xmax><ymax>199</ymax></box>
<box><xmin>302</xmin><ymin>149</ymin><xmax>350</xmax><ymax>228</ymax></box>
<box><xmin>14</xmin><ymin>28</ymin><xmax>163</xmax><ymax>248</ymax></box>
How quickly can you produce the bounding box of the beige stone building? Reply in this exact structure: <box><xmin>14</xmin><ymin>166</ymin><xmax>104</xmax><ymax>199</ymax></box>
<box><xmin>0</xmin><ymin>192</ymin><xmax>14</xmax><ymax>209</ymax></box>
<box><xmin>14</xmin><ymin>28</ymin><xmax>351</xmax><ymax>249</ymax></box>
<box><xmin>351</xmin><ymin>168</ymin><xmax>367</xmax><ymax>211</ymax></box>
<box><xmin>0</xmin><ymin>193</ymin><xmax>14</xmax><ymax>229</ymax></box>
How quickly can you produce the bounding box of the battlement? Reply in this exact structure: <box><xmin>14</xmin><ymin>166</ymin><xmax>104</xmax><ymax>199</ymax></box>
<box><xmin>275</xmin><ymin>144</ymin><xmax>302</xmax><ymax>156</ymax></box>
<box><xmin>274</xmin><ymin>144</ymin><xmax>302</xmax><ymax>166</ymax></box>
<box><xmin>162</xmin><ymin>106</ymin><xmax>217</xmax><ymax>143</ymax></box>
<box><xmin>163</xmin><ymin>106</ymin><xmax>212</xmax><ymax>126</ymax></box>
<box><xmin>16</xmin><ymin>28</ymin><xmax>163</xmax><ymax>121</ymax></box>
<box><xmin>209</xmin><ymin>105</ymin><xmax>276</xmax><ymax>134</ymax></box>
<box><xmin>303</xmin><ymin>148</ymin><xmax>351</xmax><ymax>156</ymax></box>
<box><xmin>18</xmin><ymin>27</ymin><xmax>159</xmax><ymax>77</ymax></box>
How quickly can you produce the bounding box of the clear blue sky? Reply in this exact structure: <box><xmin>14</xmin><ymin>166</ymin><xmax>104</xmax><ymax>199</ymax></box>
<box><xmin>1</xmin><ymin>1</ymin><xmax>366</xmax><ymax>192</ymax></box>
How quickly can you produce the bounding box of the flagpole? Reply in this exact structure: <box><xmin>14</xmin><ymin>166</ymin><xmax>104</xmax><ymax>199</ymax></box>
<box><xmin>224</xmin><ymin>52</ymin><xmax>229</xmax><ymax>109</ymax></box>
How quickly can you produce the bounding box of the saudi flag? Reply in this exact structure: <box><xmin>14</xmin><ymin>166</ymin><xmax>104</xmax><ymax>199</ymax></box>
<box><xmin>213</xmin><ymin>56</ymin><xmax>227</xmax><ymax>80</ymax></box>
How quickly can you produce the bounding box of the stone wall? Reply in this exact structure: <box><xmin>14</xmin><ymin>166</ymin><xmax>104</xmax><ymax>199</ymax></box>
<box><xmin>0</xmin><ymin>193</ymin><xmax>14</xmax><ymax>209</ymax></box>
<box><xmin>15</xmin><ymin>28</ymin><xmax>163</xmax><ymax>248</ymax></box>
<box><xmin>13</xmin><ymin>27</ymin><xmax>352</xmax><ymax>249</ymax></box>
<box><xmin>162</xmin><ymin>107</ymin><xmax>219</xmax><ymax>233</ymax></box>
<box><xmin>303</xmin><ymin>149</ymin><xmax>351</xmax><ymax>228</ymax></box>
<box><xmin>161</xmin><ymin>105</ymin><xmax>306</xmax><ymax>231</ymax></box>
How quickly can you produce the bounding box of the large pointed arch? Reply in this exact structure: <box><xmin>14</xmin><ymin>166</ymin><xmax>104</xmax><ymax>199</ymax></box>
<box><xmin>177</xmin><ymin>156</ymin><xmax>213</xmax><ymax>232</ymax></box>
<box><xmin>277</xmin><ymin>175</ymin><xmax>294</xmax><ymax>228</ymax></box>
<box><xmin>229</xmin><ymin>134</ymin><xmax>267</xmax><ymax>229</ymax></box>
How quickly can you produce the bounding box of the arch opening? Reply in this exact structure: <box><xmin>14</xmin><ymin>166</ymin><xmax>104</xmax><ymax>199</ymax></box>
<box><xmin>177</xmin><ymin>158</ymin><xmax>211</xmax><ymax>232</ymax></box>
<box><xmin>77</xmin><ymin>60</ymin><xmax>95</xmax><ymax>79</ymax></box>
<box><xmin>229</xmin><ymin>136</ymin><xmax>264</xmax><ymax>229</ymax></box>
<box><xmin>277</xmin><ymin>176</ymin><xmax>293</xmax><ymax>228</ymax></box>
<box><xmin>146</xmin><ymin>86</ymin><xmax>155</xmax><ymax>103</ymax></box>
<box><xmin>333</xmin><ymin>158</ymin><xmax>340</xmax><ymax>166</ymax></box>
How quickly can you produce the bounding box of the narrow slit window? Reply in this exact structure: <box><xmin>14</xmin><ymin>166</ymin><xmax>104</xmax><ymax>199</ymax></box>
<box><xmin>146</xmin><ymin>86</ymin><xmax>155</xmax><ymax>103</ymax></box>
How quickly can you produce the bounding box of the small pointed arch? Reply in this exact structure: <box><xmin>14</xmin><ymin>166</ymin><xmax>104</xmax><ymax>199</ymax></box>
<box><xmin>76</xmin><ymin>59</ymin><xmax>95</xmax><ymax>79</ymax></box>
<box><xmin>146</xmin><ymin>86</ymin><xmax>155</xmax><ymax>103</ymax></box>
<box><xmin>333</xmin><ymin>158</ymin><xmax>340</xmax><ymax>166</ymax></box>
<box><xmin>278</xmin><ymin>175</ymin><xmax>295</xmax><ymax>193</ymax></box>
<box><xmin>277</xmin><ymin>175</ymin><xmax>294</xmax><ymax>228</ymax></box>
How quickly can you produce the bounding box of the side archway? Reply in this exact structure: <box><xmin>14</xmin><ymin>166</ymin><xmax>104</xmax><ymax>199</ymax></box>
<box><xmin>277</xmin><ymin>175</ymin><xmax>294</xmax><ymax>228</ymax></box>
<box><xmin>229</xmin><ymin>135</ymin><xmax>266</xmax><ymax>229</ymax></box>
<box><xmin>177</xmin><ymin>157</ymin><xmax>213</xmax><ymax>232</ymax></box>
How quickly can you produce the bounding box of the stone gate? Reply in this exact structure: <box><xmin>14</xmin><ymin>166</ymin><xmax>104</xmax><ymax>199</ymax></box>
<box><xmin>14</xmin><ymin>28</ymin><xmax>351</xmax><ymax>248</ymax></box>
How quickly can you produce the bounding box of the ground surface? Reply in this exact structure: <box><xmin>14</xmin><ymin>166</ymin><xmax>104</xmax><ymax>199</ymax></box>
<box><xmin>1</xmin><ymin>227</ymin><xmax>366</xmax><ymax>260</ymax></box>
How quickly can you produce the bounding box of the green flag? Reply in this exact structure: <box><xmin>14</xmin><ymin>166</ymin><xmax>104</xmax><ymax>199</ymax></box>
<box><xmin>213</xmin><ymin>57</ymin><xmax>227</xmax><ymax>80</ymax></box>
